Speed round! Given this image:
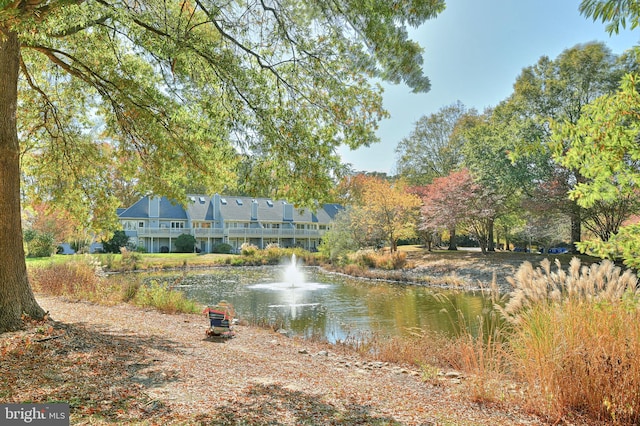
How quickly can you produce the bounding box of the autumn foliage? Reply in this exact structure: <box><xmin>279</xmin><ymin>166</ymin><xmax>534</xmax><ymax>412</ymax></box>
<box><xmin>340</xmin><ymin>175</ymin><xmax>421</xmax><ymax>252</ymax></box>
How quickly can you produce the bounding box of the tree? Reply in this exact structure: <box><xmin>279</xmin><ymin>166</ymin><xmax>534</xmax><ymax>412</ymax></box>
<box><xmin>0</xmin><ymin>0</ymin><xmax>445</xmax><ymax>332</ymax></box>
<box><xmin>346</xmin><ymin>175</ymin><xmax>421</xmax><ymax>252</ymax></box>
<box><xmin>395</xmin><ymin>101</ymin><xmax>472</xmax><ymax>185</ymax></box>
<box><xmin>22</xmin><ymin>203</ymin><xmax>79</xmax><ymax>245</ymax></box>
<box><xmin>582</xmin><ymin>197</ymin><xmax>640</xmax><ymax>242</ymax></box>
<box><xmin>458</xmin><ymin>109</ymin><xmax>536</xmax><ymax>251</ymax></box>
<box><xmin>552</xmin><ymin>74</ymin><xmax>640</xmax><ymax>267</ymax></box>
<box><xmin>318</xmin><ymin>208</ymin><xmax>360</xmax><ymax>262</ymax></box>
<box><xmin>580</xmin><ymin>0</ymin><xmax>640</xmax><ymax>34</ymax></box>
<box><xmin>419</xmin><ymin>169</ymin><xmax>502</xmax><ymax>253</ymax></box>
<box><xmin>501</xmin><ymin>41</ymin><xmax>631</xmax><ymax>252</ymax></box>
<box><xmin>418</xmin><ymin>170</ymin><xmax>474</xmax><ymax>251</ymax></box>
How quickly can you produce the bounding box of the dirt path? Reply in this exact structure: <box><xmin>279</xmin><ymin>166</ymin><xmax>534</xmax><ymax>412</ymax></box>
<box><xmin>0</xmin><ymin>295</ymin><xmax>548</xmax><ymax>425</ymax></box>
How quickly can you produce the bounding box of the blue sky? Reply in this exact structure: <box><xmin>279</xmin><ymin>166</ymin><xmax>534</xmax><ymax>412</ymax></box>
<box><xmin>337</xmin><ymin>0</ymin><xmax>640</xmax><ymax>175</ymax></box>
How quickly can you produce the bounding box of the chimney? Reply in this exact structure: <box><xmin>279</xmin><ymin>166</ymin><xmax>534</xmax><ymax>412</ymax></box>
<box><xmin>283</xmin><ymin>202</ymin><xmax>293</xmax><ymax>221</ymax></box>
<box><xmin>149</xmin><ymin>196</ymin><xmax>160</xmax><ymax>218</ymax></box>
<box><xmin>251</xmin><ymin>199</ymin><xmax>258</xmax><ymax>221</ymax></box>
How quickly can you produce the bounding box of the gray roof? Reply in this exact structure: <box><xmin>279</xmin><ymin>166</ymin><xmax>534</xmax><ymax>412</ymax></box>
<box><xmin>185</xmin><ymin>195</ymin><xmax>216</xmax><ymax>221</ymax></box>
<box><xmin>118</xmin><ymin>196</ymin><xmax>188</xmax><ymax>220</ymax></box>
<box><xmin>319</xmin><ymin>203</ymin><xmax>343</xmax><ymax>221</ymax></box>
<box><xmin>118</xmin><ymin>194</ymin><xmax>343</xmax><ymax>224</ymax></box>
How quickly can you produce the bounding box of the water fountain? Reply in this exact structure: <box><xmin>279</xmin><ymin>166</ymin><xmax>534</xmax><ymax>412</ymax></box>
<box><xmin>249</xmin><ymin>254</ymin><xmax>328</xmax><ymax>291</ymax></box>
<box><xmin>284</xmin><ymin>253</ymin><xmax>304</xmax><ymax>287</ymax></box>
<box><xmin>248</xmin><ymin>254</ymin><xmax>329</xmax><ymax>318</ymax></box>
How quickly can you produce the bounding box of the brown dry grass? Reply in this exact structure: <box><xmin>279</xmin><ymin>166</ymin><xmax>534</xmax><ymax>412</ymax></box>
<box><xmin>501</xmin><ymin>258</ymin><xmax>640</xmax><ymax>424</ymax></box>
<box><xmin>399</xmin><ymin>247</ymin><xmax>601</xmax><ymax>291</ymax></box>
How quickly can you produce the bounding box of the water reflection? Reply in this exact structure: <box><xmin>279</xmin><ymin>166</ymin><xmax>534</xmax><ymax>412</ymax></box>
<box><xmin>137</xmin><ymin>266</ymin><xmax>497</xmax><ymax>343</ymax></box>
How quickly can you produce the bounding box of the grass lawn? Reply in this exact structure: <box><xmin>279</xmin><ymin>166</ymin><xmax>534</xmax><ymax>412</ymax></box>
<box><xmin>26</xmin><ymin>252</ymin><xmax>235</xmax><ymax>270</ymax></box>
<box><xmin>25</xmin><ymin>255</ymin><xmax>76</xmax><ymax>268</ymax></box>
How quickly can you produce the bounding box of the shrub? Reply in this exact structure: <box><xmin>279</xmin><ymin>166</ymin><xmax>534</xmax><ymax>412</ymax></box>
<box><xmin>373</xmin><ymin>251</ymin><xmax>407</xmax><ymax>270</ymax></box>
<box><xmin>120</xmin><ymin>247</ymin><xmax>141</xmax><ymax>271</ymax></box>
<box><xmin>240</xmin><ymin>242</ymin><xmax>258</xmax><ymax>256</ymax></box>
<box><xmin>350</xmin><ymin>249</ymin><xmax>407</xmax><ymax>270</ymax></box>
<box><xmin>120</xmin><ymin>277</ymin><xmax>141</xmax><ymax>302</ymax></box>
<box><xmin>24</xmin><ymin>230</ymin><xmax>56</xmax><ymax>258</ymax></box>
<box><xmin>70</xmin><ymin>238</ymin><xmax>91</xmax><ymax>254</ymax></box>
<box><xmin>351</xmin><ymin>249</ymin><xmax>377</xmax><ymax>268</ymax></box>
<box><xmin>264</xmin><ymin>245</ymin><xmax>285</xmax><ymax>264</ymax></box>
<box><xmin>102</xmin><ymin>230</ymin><xmax>131</xmax><ymax>254</ymax></box>
<box><xmin>212</xmin><ymin>243</ymin><xmax>232</xmax><ymax>254</ymax></box>
<box><xmin>28</xmin><ymin>258</ymin><xmax>200</xmax><ymax>313</ymax></box>
<box><xmin>134</xmin><ymin>280</ymin><xmax>199</xmax><ymax>314</ymax></box>
<box><xmin>174</xmin><ymin>234</ymin><xmax>196</xmax><ymax>253</ymax></box>
<box><xmin>501</xmin><ymin>258</ymin><xmax>640</xmax><ymax>423</ymax></box>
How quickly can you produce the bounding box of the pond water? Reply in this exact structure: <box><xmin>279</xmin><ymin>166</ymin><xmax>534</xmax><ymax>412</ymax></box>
<box><xmin>141</xmin><ymin>259</ymin><xmax>498</xmax><ymax>343</ymax></box>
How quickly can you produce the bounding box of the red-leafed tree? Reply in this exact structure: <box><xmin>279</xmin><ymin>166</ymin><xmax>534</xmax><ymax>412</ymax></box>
<box><xmin>418</xmin><ymin>169</ymin><xmax>474</xmax><ymax>250</ymax></box>
<box><xmin>419</xmin><ymin>169</ymin><xmax>500</xmax><ymax>253</ymax></box>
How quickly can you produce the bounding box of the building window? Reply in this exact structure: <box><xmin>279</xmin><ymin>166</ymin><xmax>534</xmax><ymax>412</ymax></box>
<box><xmin>171</xmin><ymin>222</ymin><xmax>184</xmax><ymax>229</ymax></box>
<box><xmin>139</xmin><ymin>222</ymin><xmax>145</xmax><ymax>228</ymax></box>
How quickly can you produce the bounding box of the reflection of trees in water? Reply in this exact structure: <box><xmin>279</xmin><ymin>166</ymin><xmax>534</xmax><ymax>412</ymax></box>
<box><xmin>360</xmin><ymin>286</ymin><xmax>493</xmax><ymax>338</ymax></box>
<box><xmin>127</xmin><ymin>267</ymin><xmax>496</xmax><ymax>341</ymax></box>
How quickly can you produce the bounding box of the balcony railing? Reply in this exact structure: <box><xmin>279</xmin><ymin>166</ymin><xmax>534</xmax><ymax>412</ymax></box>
<box><xmin>130</xmin><ymin>227</ymin><xmax>324</xmax><ymax>239</ymax></box>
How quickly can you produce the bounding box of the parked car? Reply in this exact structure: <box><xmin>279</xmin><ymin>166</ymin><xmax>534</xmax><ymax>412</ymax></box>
<box><xmin>547</xmin><ymin>247</ymin><xmax>569</xmax><ymax>254</ymax></box>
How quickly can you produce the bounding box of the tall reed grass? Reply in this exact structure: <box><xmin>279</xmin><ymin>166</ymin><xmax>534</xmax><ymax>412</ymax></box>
<box><xmin>501</xmin><ymin>258</ymin><xmax>640</xmax><ymax>424</ymax></box>
<box><xmin>29</xmin><ymin>258</ymin><xmax>106</xmax><ymax>303</ymax></box>
<box><xmin>29</xmin><ymin>258</ymin><xmax>200</xmax><ymax>314</ymax></box>
<box><xmin>133</xmin><ymin>280</ymin><xmax>200</xmax><ymax>314</ymax></box>
<box><xmin>336</xmin><ymin>288</ymin><xmax>509</xmax><ymax>403</ymax></box>
<box><xmin>349</xmin><ymin>249</ymin><xmax>408</xmax><ymax>270</ymax></box>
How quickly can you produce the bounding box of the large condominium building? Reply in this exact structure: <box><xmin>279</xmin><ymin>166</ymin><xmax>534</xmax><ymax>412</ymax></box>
<box><xmin>118</xmin><ymin>194</ymin><xmax>343</xmax><ymax>253</ymax></box>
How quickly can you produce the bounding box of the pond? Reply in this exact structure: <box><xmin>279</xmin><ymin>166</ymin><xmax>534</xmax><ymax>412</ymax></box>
<box><xmin>141</xmin><ymin>258</ymin><xmax>499</xmax><ymax>343</ymax></box>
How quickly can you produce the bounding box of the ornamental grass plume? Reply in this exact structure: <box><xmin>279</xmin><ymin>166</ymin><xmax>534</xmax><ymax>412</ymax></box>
<box><xmin>500</xmin><ymin>257</ymin><xmax>640</xmax><ymax>424</ymax></box>
<box><xmin>498</xmin><ymin>257</ymin><xmax>638</xmax><ymax>324</ymax></box>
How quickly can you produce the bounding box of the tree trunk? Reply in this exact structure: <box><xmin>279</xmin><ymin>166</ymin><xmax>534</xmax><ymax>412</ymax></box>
<box><xmin>448</xmin><ymin>227</ymin><xmax>457</xmax><ymax>250</ymax></box>
<box><xmin>570</xmin><ymin>202</ymin><xmax>581</xmax><ymax>254</ymax></box>
<box><xmin>0</xmin><ymin>28</ymin><xmax>46</xmax><ymax>333</ymax></box>
<box><xmin>487</xmin><ymin>219</ymin><xmax>495</xmax><ymax>252</ymax></box>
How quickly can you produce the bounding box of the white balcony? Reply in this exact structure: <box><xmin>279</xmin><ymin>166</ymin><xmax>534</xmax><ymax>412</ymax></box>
<box><xmin>132</xmin><ymin>226</ymin><xmax>324</xmax><ymax>239</ymax></box>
